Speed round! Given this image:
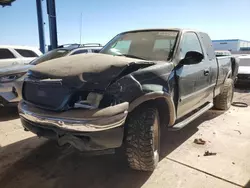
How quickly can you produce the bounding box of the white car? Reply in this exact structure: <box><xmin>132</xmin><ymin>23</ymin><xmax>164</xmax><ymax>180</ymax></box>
<box><xmin>0</xmin><ymin>45</ymin><xmax>42</xmax><ymax>68</ymax></box>
<box><xmin>236</xmin><ymin>55</ymin><xmax>250</xmax><ymax>85</ymax></box>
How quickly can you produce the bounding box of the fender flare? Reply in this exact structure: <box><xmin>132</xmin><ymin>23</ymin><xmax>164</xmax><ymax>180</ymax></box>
<box><xmin>128</xmin><ymin>91</ymin><xmax>176</xmax><ymax>126</ymax></box>
<box><xmin>231</xmin><ymin>56</ymin><xmax>239</xmax><ymax>79</ymax></box>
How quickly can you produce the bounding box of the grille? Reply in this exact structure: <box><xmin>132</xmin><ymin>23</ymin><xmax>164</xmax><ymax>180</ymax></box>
<box><xmin>23</xmin><ymin>80</ymin><xmax>72</xmax><ymax>110</ymax></box>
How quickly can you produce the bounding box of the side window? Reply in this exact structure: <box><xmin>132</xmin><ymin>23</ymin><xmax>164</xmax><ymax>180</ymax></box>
<box><xmin>71</xmin><ymin>49</ymin><xmax>88</xmax><ymax>55</ymax></box>
<box><xmin>15</xmin><ymin>49</ymin><xmax>38</xmax><ymax>57</ymax></box>
<box><xmin>180</xmin><ymin>32</ymin><xmax>203</xmax><ymax>57</ymax></box>
<box><xmin>0</xmin><ymin>49</ymin><xmax>15</xmax><ymax>59</ymax></box>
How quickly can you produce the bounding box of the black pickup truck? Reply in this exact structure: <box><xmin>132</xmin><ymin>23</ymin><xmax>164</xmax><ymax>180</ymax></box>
<box><xmin>18</xmin><ymin>28</ymin><xmax>238</xmax><ymax>171</ymax></box>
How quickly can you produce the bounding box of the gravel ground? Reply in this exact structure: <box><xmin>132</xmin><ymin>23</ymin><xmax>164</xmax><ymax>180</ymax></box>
<box><xmin>0</xmin><ymin>88</ymin><xmax>250</xmax><ymax>188</ymax></box>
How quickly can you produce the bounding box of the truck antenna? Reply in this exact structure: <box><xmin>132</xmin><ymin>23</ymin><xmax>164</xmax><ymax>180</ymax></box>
<box><xmin>79</xmin><ymin>12</ymin><xmax>83</xmax><ymax>44</ymax></box>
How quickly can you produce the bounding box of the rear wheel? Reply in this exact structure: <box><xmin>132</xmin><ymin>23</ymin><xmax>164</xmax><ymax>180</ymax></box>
<box><xmin>214</xmin><ymin>78</ymin><xmax>234</xmax><ymax>110</ymax></box>
<box><xmin>125</xmin><ymin>105</ymin><xmax>160</xmax><ymax>171</ymax></box>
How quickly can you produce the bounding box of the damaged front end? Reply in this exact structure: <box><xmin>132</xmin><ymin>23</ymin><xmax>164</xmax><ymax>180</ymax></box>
<box><xmin>19</xmin><ymin>53</ymin><xmax>156</xmax><ymax>151</ymax></box>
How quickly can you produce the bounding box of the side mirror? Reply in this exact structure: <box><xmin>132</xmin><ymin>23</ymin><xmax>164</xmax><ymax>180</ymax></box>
<box><xmin>181</xmin><ymin>51</ymin><xmax>204</xmax><ymax>65</ymax></box>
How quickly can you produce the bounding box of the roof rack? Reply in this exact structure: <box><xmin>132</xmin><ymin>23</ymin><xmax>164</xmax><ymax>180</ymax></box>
<box><xmin>57</xmin><ymin>43</ymin><xmax>80</xmax><ymax>48</ymax></box>
<box><xmin>79</xmin><ymin>43</ymin><xmax>102</xmax><ymax>47</ymax></box>
<box><xmin>57</xmin><ymin>43</ymin><xmax>102</xmax><ymax>49</ymax></box>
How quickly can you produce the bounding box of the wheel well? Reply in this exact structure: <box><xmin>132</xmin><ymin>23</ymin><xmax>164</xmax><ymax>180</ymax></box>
<box><xmin>129</xmin><ymin>98</ymin><xmax>170</xmax><ymax>128</ymax></box>
<box><xmin>154</xmin><ymin>98</ymin><xmax>170</xmax><ymax>127</ymax></box>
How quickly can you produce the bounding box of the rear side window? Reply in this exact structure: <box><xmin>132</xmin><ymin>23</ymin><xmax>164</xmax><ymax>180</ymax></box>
<box><xmin>15</xmin><ymin>49</ymin><xmax>38</xmax><ymax>57</ymax></box>
<box><xmin>180</xmin><ymin>32</ymin><xmax>203</xmax><ymax>57</ymax></box>
<box><xmin>71</xmin><ymin>49</ymin><xmax>89</xmax><ymax>55</ymax></box>
<box><xmin>0</xmin><ymin>49</ymin><xmax>15</xmax><ymax>59</ymax></box>
<box><xmin>199</xmin><ymin>32</ymin><xmax>216</xmax><ymax>60</ymax></box>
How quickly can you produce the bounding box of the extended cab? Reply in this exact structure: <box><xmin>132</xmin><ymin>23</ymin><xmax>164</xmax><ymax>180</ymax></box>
<box><xmin>18</xmin><ymin>29</ymin><xmax>238</xmax><ymax>171</ymax></box>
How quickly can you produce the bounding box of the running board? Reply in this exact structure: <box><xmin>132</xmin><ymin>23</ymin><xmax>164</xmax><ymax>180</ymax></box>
<box><xmin>168</xmin><ymin>102</ymin><xmax>214</xmax><ymax>131</ymax></box>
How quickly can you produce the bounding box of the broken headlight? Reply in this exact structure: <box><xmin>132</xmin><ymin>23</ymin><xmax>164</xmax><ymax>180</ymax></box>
<box><xmin>71</xmin><ymin>75</ymin><xmax>142</xmax><ymax>110</ymax></box>
<box><xmin>73</xmin><ymin>92</ymin><xmax>122</xmax><ymax>109</ymax></box>
<box><xmin>74</xmin><ymin>92</ymin><xmax>103</xmax><ymax>109</ymax></box>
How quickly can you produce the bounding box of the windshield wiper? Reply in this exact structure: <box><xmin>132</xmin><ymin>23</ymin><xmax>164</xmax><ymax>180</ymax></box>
<box><xmin>117</xmin><ymin>54</ymin><xmax>145</xmax><ymax>60</ymax></box>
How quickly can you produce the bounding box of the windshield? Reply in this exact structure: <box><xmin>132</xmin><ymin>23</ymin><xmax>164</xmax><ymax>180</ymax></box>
<box><xmin>239</xmin><ymin>58</ymin><xmax>250</xmax><ymax>66</ymax></box>
<box><xmin>30</xmin><ymin>49</ymin><xmax>70</xmax><ymax>65</ymax></box>
<box><xmin>100</xmin><ymin>30</ymin><xmax>178</xmax><ymax>61</ymax></box>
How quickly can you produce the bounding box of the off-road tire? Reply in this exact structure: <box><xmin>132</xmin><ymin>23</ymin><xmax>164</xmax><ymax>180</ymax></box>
<box><xmin>214</xmin><ymin>78</ymin><xmax>234</xmax><ymax>110</ymax></box>
<box><xmin>125</xmin><ymin>105</ymin><xmax>160</xmax><ymax>171</ymax></box>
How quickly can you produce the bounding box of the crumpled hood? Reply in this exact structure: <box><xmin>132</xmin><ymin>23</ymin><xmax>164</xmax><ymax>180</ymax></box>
<box><xmin>0</xmin><ymin>64</ymin><xmax>33</xmax><ymax>77</ymax></box>
<box><xmin>29</xmin><ymin>53</ymin><xmax>156</xmax><ymax>89</ymax></box>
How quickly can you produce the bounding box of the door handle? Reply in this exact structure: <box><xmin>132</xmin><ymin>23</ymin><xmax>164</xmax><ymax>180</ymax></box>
<box><xmin>204</xmin><ymin>70</ymin><xmax>210</xmax><ymax>76</ymax></box>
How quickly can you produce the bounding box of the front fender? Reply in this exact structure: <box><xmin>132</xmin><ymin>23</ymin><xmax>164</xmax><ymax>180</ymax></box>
<box><xmin>128</xmin><ymin>91</ymin><xmax>176</xmax><ymax>126</ymax></box>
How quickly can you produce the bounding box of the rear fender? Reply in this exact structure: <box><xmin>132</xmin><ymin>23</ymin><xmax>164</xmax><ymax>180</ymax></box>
<box><xmin>224</xmin><ymin>70</ymin><xmax>232</xmax><ymax>82</ymax></box>
<box><xmin>224</xmin><ymin>57</ymin><xmax>239</xmax><ymax>83</ymax></box>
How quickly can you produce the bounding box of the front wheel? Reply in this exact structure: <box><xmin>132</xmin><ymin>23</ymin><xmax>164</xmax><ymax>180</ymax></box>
<box><xmin>214</xmin><ymin>78</ymin><xmax>234</xmax><ymax>110</ymax></box>
<box><xmin>125</xmin><ymin>105</ymin><xmax>160</xmax><ymax>171</ymax></box>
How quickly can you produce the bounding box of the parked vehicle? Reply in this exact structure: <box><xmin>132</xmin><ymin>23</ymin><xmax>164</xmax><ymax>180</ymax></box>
<box><xmin>18</xmin><ymin>29</ymin><xmax>238</xmax><ymax>171</ymax></box>
<box><xmin>236</xmin><ymin>55</ymin><xmax>250</xmax><ymax>85</ymax></box>
<box><xmin>0</xmin><ymin>45</ymin><xmax>42</xmax><ymax>68</ymax></box>
<box><xmin>29</xmin><ymin>43</ymin><xmax>102</xmax><ymax>65</ymax></box>
<box><xmin>0</xmin><ymin>64</ymin><xmax>32</xmax><ymax>106</ymax></box>
<box><xmin>0</xmin><ymin>43</ymin><xmax>102</xmax><ymax>107</ymax></box>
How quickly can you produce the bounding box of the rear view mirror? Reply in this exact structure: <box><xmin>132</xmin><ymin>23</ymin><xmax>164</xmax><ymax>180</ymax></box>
<box><xmin>181</xmin><ymin>51</ymin><xmax>204</xmax><ymax>65</ymax></box>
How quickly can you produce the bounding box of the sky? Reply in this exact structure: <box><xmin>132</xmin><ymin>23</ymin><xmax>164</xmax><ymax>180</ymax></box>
<box><xmin>0</xmin><ymin>0</ymin><xmax>250</xmax><ymax>48</ymax></box>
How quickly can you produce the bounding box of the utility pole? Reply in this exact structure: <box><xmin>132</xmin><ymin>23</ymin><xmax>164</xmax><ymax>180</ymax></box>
<box><xmin>36</xmin><ymin>0</ymin><xmax>45</xmax><ymax>53</ymax></box>
<box><xmin>46</xmin><ymin>0</ymin><xmax>58</xmax><ymax>50</ymax></box>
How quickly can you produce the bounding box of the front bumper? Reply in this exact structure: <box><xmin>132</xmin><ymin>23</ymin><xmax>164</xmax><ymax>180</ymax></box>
<box><xmin>18</xmin><ymin>101</ymin><xmax>128</xmax><ymax>151</ymax></box>
<box><xmin>236</xmin><ymin>74</ymin><xmax>250</xmax><ymax>85</ymax></box>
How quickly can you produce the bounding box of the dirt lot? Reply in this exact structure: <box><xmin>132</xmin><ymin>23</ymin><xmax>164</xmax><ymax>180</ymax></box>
<box><xmin>0</xmin><ymin>88</ymin><xmax>250</xmax><ymax>188</ymax></box>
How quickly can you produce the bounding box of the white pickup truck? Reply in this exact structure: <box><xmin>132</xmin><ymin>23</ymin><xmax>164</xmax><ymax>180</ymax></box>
<box><xmin>0</xmin><ymin>45</ymin><xmax>42</xmax><ymax>68</ymax></box>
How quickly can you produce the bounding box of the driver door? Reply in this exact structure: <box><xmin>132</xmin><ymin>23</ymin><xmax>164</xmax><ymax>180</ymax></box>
<box><xmin>176</xmin><ymin>32</ymin><xmax>211</xmax><ymax>119</ymax></box>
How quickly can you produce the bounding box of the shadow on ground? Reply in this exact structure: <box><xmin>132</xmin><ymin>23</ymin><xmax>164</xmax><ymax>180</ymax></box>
<box><xmin>0</xmin><ymin>107</ymin><xmax>19</xmax><ymax>121</ymax></box>
<box><xmin>160</xmin><ymin>110</ymin><xmax>224</xmax><ymax>157</ymax></box>
<box><xmin>0</xmin><ymin>110</ymin><xmax>224</xmax><ymax>188</ymax></box>
<box><xmin>245</xmin><ymin>180</ymin><xmax>250</xmax><ymax>188</ymax></box>
<box><xmin>235</xmin><ymin>84</ymin><xmax>250</xmax><ymax>91</ymax></box>
<box><xmin>234</xmin><ymin>87</ymin><xmax>250</xmax><ymax>105</ymax></box>
<box><xmin>0</xmin><ymin>137</ymin><xmax>152</xmax><ymax>188</ymax></box>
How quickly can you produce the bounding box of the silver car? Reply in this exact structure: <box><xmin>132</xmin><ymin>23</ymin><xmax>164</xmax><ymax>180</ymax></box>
<box><xmin>0</xmin><ymin>44</ymin><xmax>102</xmax><ymax>106</ymax></box>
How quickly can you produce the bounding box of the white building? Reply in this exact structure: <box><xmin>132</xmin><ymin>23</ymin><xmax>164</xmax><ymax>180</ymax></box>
<box><xmin>212</xmin><ymin>39</ymin><xmax>250</xmax><ymax>52</ymax></box>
